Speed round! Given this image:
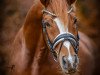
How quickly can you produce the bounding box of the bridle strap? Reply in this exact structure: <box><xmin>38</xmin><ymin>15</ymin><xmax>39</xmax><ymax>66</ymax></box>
<box><xmin>57</xmin><ymin>40</ymin><xmax>64</xmax><ymax>59</ymax></box>
<box><xmin>42</xmin><ymin>20</ymin><xmax>58</xmax><ymax>60</ymax></box>
<box><xmin>53</xmin><ymin>33</ymin><xmax>79</xmax><ymax>54</ymax></box>
<box><xmin>42</xmin><ymin>9</ymin><xmax>57</xmax><ymax>17</ymax></box>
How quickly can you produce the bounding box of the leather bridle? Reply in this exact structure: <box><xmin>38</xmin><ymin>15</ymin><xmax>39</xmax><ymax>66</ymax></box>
<box><xmin>42</xmin><ymin>8</ymin><xmax>79</xmax><ymax>61</ymax></box>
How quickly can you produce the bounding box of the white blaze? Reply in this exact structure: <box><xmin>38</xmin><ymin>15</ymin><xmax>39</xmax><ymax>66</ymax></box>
<box><xmin>54</xmin><ymin>18</ymin><xmax>67</xmax><ymax>33</ymax></box>
<box><xmin>54</xmin><ymin>18</ymin><xmax>73</xmax><ymax>64</ymax></box>
<box><xmin>64</xmin><ymin>42</ymin><xmax>73</xmax><ymax>67</ymax></box>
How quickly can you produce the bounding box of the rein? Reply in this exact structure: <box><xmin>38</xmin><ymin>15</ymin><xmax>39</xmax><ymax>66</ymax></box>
<box><xmin>42</xmin><ymin>8</ymin><xmax>79</xmax><ymax>61</ymax></box>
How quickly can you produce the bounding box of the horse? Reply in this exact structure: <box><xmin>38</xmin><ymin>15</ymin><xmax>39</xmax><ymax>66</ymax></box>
<box><xmin>6</xmin><ymin>0</ymin><xmax>95</xmax><ymax>75</ymax></box>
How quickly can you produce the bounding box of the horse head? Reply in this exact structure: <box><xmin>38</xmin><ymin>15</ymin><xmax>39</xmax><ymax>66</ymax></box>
<box><xmin>40</xmin><ymin>0</ymin><xmax>79</xmax><ymax>74</ymax></box>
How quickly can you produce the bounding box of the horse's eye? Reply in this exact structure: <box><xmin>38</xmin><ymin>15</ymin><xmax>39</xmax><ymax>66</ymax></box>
<box><xmin>46</xmin><ymin>22</ymin><xmax>51</xmax><ymax>28</ymax></box>
<box><xmin>73</xmin><ymin>17</ymin><xmax>77</xmax><ymax>24</ymax></box>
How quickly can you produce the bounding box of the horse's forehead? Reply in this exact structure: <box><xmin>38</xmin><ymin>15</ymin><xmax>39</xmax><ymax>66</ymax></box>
<box><xmin>54</xmin><ymin>18</ymin><xmax>68</xmax><ymax>33</ymax></box>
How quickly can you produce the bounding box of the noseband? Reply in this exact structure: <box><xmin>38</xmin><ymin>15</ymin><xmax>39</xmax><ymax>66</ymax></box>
<box><xmin>42</xmin><ymin>8</ymin><xmax>79</xmax><ymax>61</ymax></box>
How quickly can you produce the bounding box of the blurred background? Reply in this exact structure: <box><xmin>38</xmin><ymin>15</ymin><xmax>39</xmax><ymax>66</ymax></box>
<box><xmin>0</xmin><ymin>0</ymin><xmax>100</xmax><ymax>75</ymax></box>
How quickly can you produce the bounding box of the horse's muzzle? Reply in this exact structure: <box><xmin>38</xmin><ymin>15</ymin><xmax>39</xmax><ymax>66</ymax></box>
<box><xmin>62</xmin><ymin>56</ymin><xmax>77</xmax><ymax>74</ymax></box>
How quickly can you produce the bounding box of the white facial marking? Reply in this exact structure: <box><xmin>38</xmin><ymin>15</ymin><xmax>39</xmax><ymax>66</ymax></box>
<box><xmin>54</xmin><ymin>18</ymin><xmax>68</xmax><ymax>33</ymax></box>
<box><xmin>54</xmin><ymin>18</ymin><xmax>73</xmax><ymax>65</ymax></box>
<box><xmin>64</xmin><ymin>41</ymin><xmax>73</xmax><ymax>67</ymax></box>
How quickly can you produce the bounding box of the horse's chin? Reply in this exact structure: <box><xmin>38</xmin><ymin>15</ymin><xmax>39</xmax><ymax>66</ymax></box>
<box><xmin>60</xmin><ymin>66</ymin><xmax>76</xmax><ymax>75</ymax></box>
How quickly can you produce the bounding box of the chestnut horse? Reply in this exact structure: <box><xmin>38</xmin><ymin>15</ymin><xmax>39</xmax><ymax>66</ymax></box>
<box><xmin>7</xmin><ymin>0</ymin><xmax>94</xmax><ymax>75</ymax></box>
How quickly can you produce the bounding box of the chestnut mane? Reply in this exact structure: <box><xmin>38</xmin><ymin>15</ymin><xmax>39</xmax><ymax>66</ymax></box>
<box><xmin>48</xmin><ymin>0</ymin><xmax>70</xmax><ymax>24</ymax></box>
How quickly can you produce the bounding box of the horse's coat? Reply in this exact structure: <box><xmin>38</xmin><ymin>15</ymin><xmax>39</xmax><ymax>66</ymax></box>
<box><xmin>6</xmin><ymin>0</ymin><xmax>95</xmax><ymax>75</ymax></box>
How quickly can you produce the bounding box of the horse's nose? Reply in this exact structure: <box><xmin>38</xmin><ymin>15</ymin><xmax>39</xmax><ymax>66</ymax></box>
<box><xmin>62</xmin><ymin>56</ymin><xmax>75</xmax><ymax>69</ymax></box>
<box><xmin>62</xmin><ymin>56</ymin><xmax>76</xmax><ymax>73</ymax></box>
<box><xmin>62</xmin><ymin>56</ymin><xmax>68</xmax><ymax>69</ymax></box>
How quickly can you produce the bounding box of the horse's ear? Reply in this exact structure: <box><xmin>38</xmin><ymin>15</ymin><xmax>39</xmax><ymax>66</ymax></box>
<box><xmin>40</xmin><ymin>0</ymin><xmax>50</xmax><ymax>6</ymax></box>
<box><xmin>66</xmin><ymin>0</ymin><xmax>76</xmax><ymax>5</ymax></box>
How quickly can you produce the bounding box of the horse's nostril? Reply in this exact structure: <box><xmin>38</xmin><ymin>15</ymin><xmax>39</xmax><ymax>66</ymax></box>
<box><xmin>62</xmin><ymin>56</ymin><xmax>77</xmax><ymax>74</ymax></box>
<box><xmin>62</xmin><ymin>56</ymin><xmax>67</xmax><ymax>69</ymax></box>
<box><xmin>62</xmin><ymin>57</ymin><xmax>66</xmax><ymax>64</ymax></box>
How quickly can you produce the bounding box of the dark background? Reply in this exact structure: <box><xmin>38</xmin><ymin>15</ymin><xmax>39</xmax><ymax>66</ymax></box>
<box><xmin>0</xmin><ymin>0</ymin><xmax>100</xmax><ymax>75</ymax></box>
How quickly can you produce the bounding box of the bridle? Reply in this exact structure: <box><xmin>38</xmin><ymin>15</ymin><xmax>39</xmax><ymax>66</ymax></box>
<box><xmin>41</xmin><ymin>7</ymin><xmax>79</xmax><ymax>62</ymax></box>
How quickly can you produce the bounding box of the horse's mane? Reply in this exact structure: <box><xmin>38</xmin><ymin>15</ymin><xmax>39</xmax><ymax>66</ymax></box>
<box><xmin>49</xmin><ymin>0</ymin><xmax>68</xmax><ymax>15</ymax></box>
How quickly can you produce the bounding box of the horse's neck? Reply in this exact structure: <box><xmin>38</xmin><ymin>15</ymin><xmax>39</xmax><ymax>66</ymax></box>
<box><xmin>22</xmin><ymin>1</ymin><xmax>48</xmax><ymax>71</ymax></box>
<box><xmin>10</xmin><ymin>2</ymin><xmax>50</xmax><ymax>74</ymax></box>
<box><xmin>22</xmin><ymin>1</ymin><xmax>44</xmax><ymax>59</ymax></box>
<box><xmin>12</xmin><ymin>27</ymin><xmax>48</xmax><ymax>75</ymax></box>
